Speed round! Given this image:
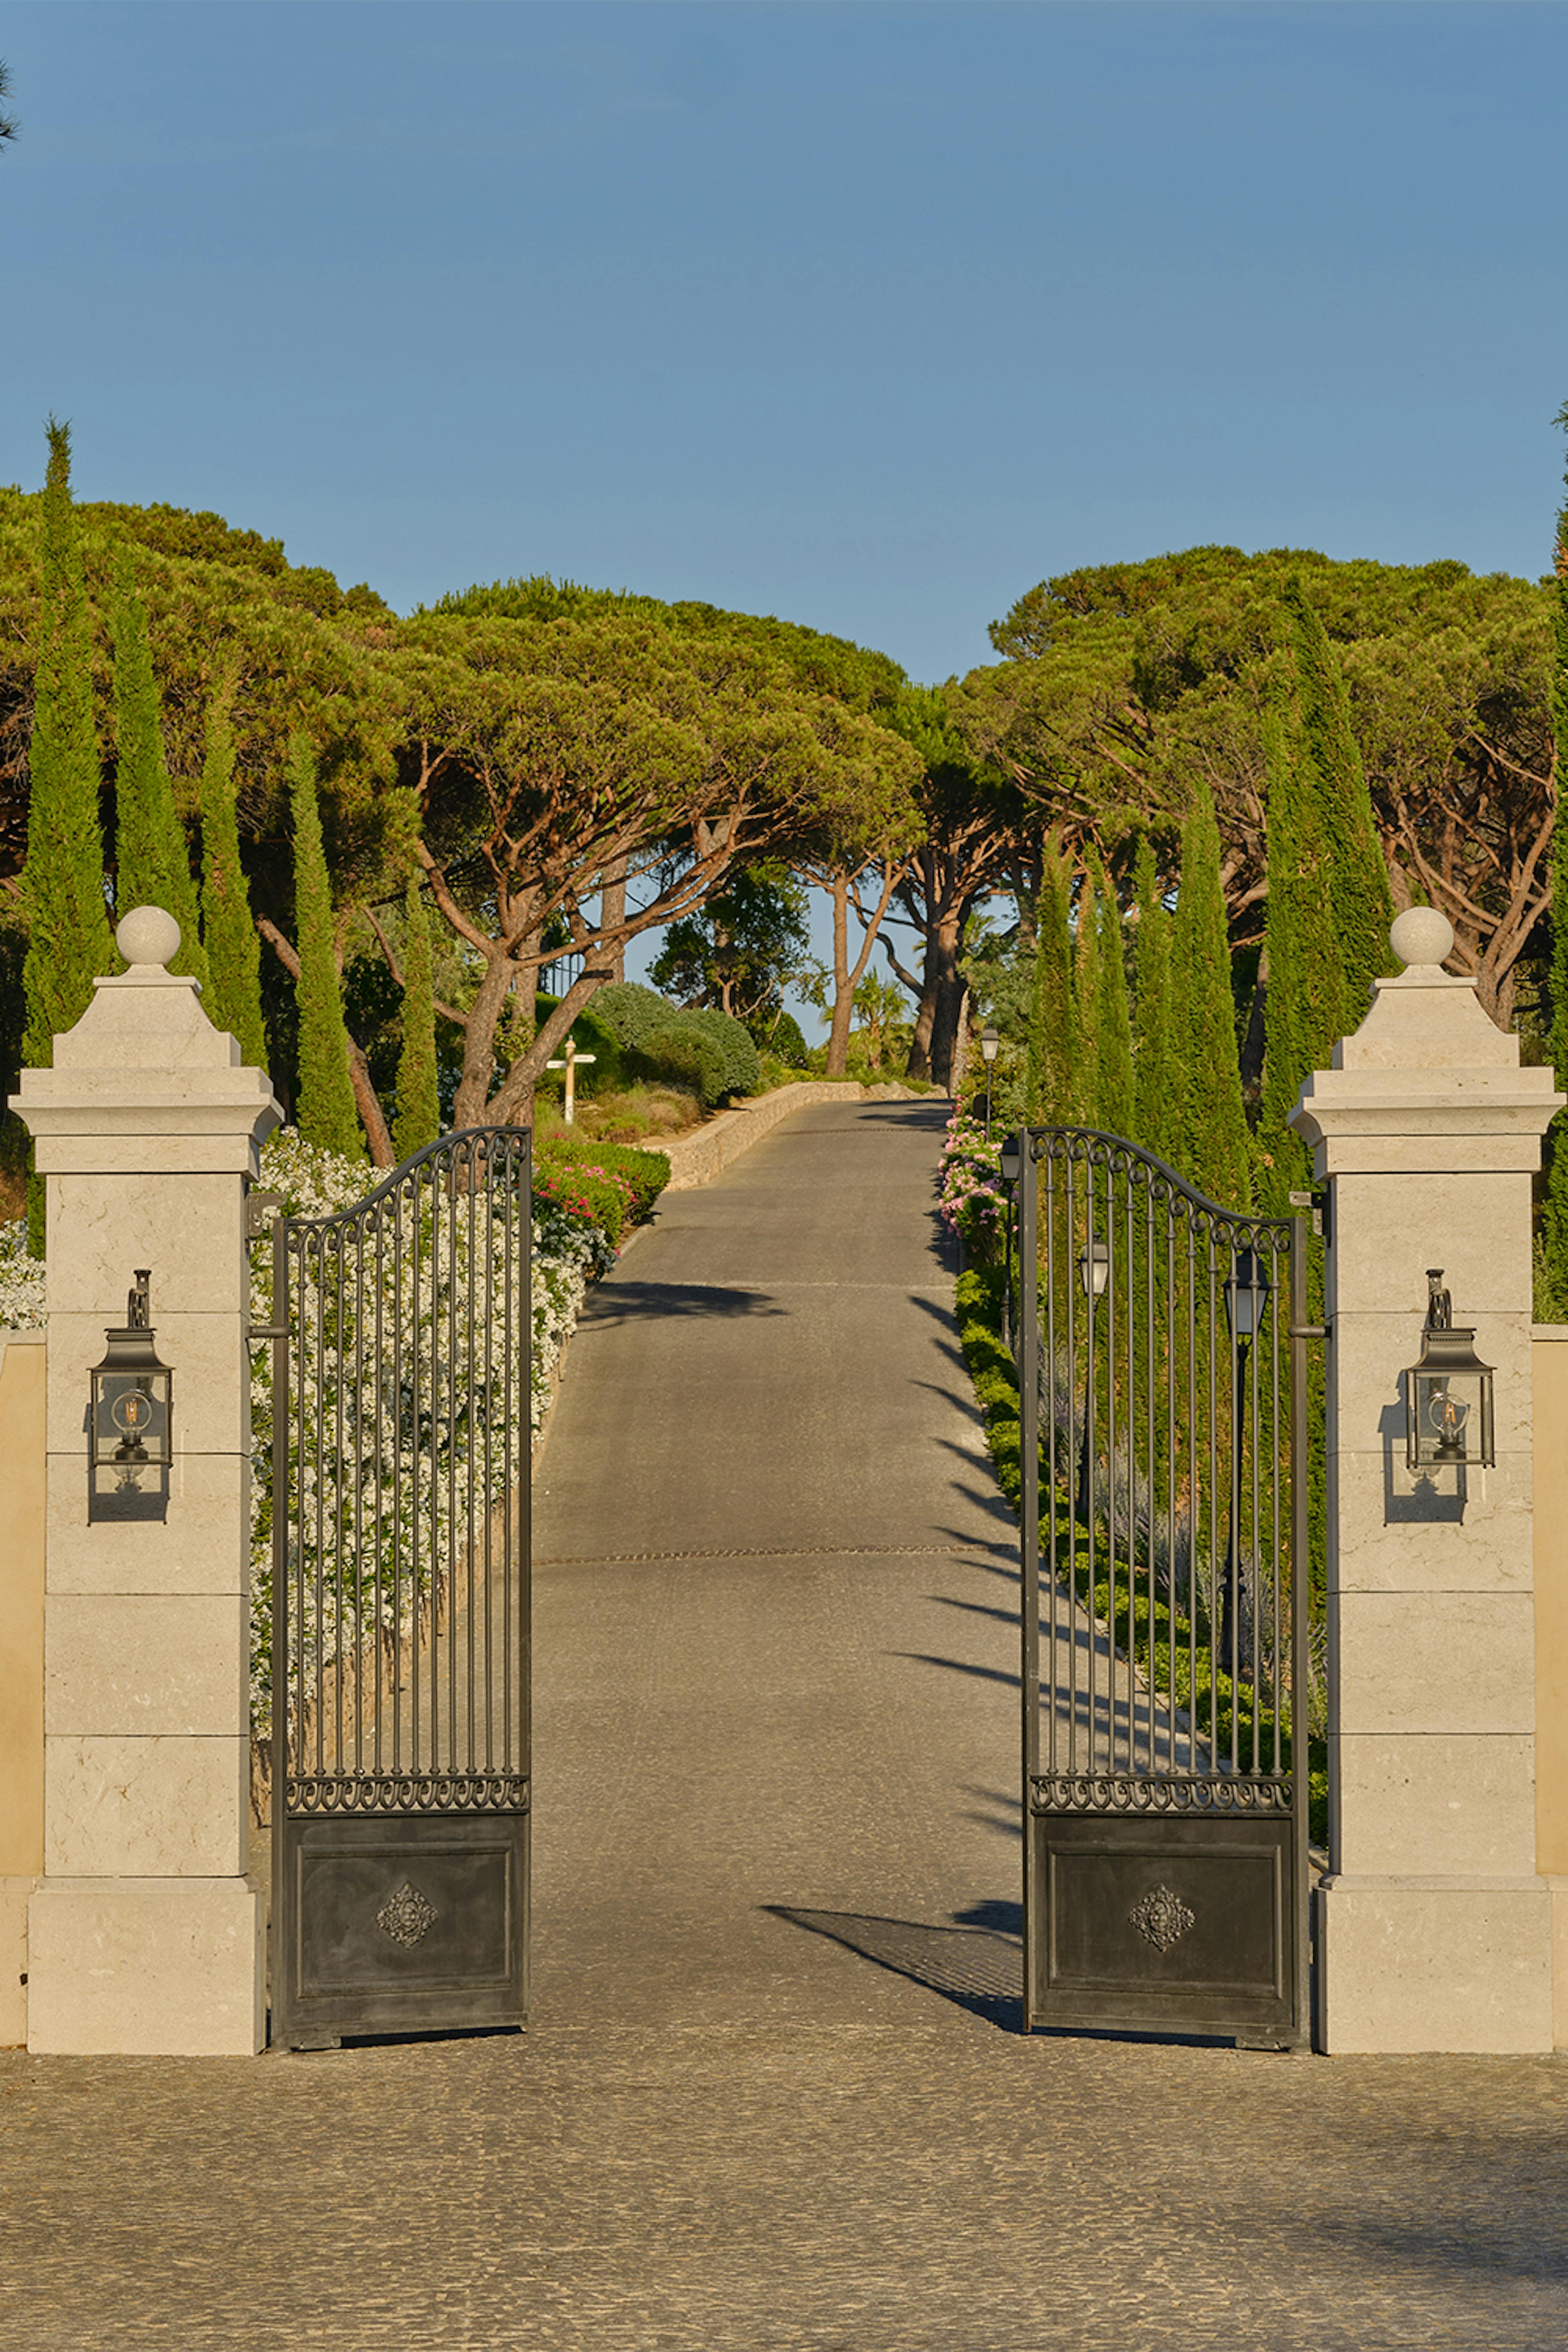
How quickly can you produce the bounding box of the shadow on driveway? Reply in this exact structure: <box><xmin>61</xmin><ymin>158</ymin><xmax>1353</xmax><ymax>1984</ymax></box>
<box><xmin>583</xmin><ymin>1281</ymin><xmax>787</xmax><ymax>1325</ymax></box>
<box><xmin>766</xmin><ymin>1903</ymin><xmax>1024</xmax><ymax>2032</ymax></box>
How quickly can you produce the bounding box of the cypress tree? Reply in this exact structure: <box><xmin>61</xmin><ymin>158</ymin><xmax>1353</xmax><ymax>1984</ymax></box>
<box><xmin>109</xmin><ymin>549</ymin><xmax>209</xmax><ymax>993</ymax></box>
<box><xmin>1027</xmin><ymin>828</ymin><xmax>1074</xmax><ymax>1124</ymax></box>
<box><xmin>198</xmin><ymin>671</ymin><xmax>268</xmax><ymax>1071</ymax></box>
<box><xmin>1542</xmin><ymin>411</ymin><xmax>1568</xmax><ymax>1310</ymax></box>
<box><xmin>1091</xmin><ymin>849</ymin><xmax>1135</xmax><ymax>1137</ymax></box>
<box><xmin>393</xmin><ymin>872</ymin><xmax>441</xmax><ymax>1160</ymax></box>
<box><xmin>1285</xmin><ymin>580</ymin><xmax>1394</xmax><ymax>1027</ymax></box>
<box><xmin>1073</xmin><ymin>853</ymin><xmax>1099</xmax><ymax>1127</ymax></box>
<box><xmin>1260</xmin><ymin>621</ymin><xmax>1354</xmax><ymax>1204</ymax></box>
<box><xmin>288</xmin><ymin>735</ymin><xmax>362</xmax><ymax>1158</ymax></box>
<box><xmin>1132</xmin><ymin>834</ymin><xmax>1175</xmax><ymax>1162</ymax></box>
<box><xmin>22</xmin><ymin>421</ymin><xmax>115</xmax><ymax>1248</ymax></box>
<box><xmin>1171</xmin><ymin>783</ymin><xmax>1251</xmax><ymax>1209</ymax></box>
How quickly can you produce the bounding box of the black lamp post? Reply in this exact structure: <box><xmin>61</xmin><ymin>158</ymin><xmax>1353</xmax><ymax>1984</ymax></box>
<box><xmin>1220</xmin><ymin>1247</ymin><xmax>1272</xmax><ymax>1672</ymax></box>
<box><xmin>979</xmin><ymin>1024</ymin><xmax>999</xmax><ymax>1140</ymax></box>
<box><xmin>1075</xmin><ymin>1236</ymin><xmax>1109</xmax><ymax>1523</ymax></box>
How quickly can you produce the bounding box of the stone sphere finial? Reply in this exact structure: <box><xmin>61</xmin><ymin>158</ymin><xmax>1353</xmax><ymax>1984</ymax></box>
<box><xmin>116</xmin><ymin>905</ymin><xmax>180</xmax><ymax>970</ymax></box>
<box><xmin>1390</xmin><ymin>905</ymin><xmax>1454</xmax><ymax>971</ymax></box>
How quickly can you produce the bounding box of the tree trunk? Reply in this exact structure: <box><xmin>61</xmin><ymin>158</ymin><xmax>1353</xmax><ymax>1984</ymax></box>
<box><xmin>1239</xmin><ymin>954</ymin><xmax>1268</xmax><ymax>1116</ymax></box>
<box><xmin>347</xmin><ymin>1037</ymin><xmax>396</xmax><ymax>1167</ymax></box>
<box><xmin>826</xmin><ymin>872</ymin><xmax>853</xmax><ymax>1077</ymax></box>
<box><xmin>927</xmin><ymin>902</ymin><xmax>969</xmax><ymax>1092</ymax></box>
<box><xmin>599</xmin><ymin>858</ymin><xmax>627</xmax><ymax>982</ymax></box>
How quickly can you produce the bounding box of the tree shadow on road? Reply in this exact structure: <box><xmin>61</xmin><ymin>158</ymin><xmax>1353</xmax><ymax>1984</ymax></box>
<box><xmin>582</xmin><ymin>1281</ymin><xmax>788</xmax><ymax>1326</ymax></box>
<box><xmin>765</xmin><ymin>1903</ymin><xmax>1024</xmax><ymax>2032</ymax></box>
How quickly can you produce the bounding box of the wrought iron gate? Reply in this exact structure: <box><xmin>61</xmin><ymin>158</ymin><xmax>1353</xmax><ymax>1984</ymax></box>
<box><xmin>265</xmin><ymin>1129</ymin><xmax>532</xmax><ymax>2047</ymax></box>
<box><xmin>1014</xmin><ymin>1128</ymin><xmax>1309</xmax><ymax>2045</ymax></box>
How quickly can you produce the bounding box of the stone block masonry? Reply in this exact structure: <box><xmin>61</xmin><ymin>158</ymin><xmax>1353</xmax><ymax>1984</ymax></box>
<box><xmin>12</xmin><ymin>905</ymin><xmax>281</xmax><ymax>2054</ymax></box>
<box><xmin>1291</xmin><ymin>905</ymin><xmax>1562</xmax><ymax>2052</ymax></box>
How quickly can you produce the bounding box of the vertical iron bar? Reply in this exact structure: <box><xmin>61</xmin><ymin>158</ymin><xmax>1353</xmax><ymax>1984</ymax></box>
<box><xmin>1019</xmin><ymin>1134</ymin><xmax>1040</xmax><ymax>2029</ymax></box>
<box><xmin>1042</xmin><ymin>1147</ymin><xmax>1060</xmax><ymax>1779</ymax></box>
<box><xmin>1290</xmin><ymin>1215</ymin><xmax>1312</xmax><ymax>2045</ymax></box>
<box><xmin>269</xmin><ymin>1214</ymin><xmax>290</xmax><ymax>2040</ymax></box>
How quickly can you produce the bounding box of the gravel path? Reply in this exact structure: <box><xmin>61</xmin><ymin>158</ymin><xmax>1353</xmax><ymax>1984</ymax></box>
<box><xmin>2</xmin><ymin>1098</ymin><xmax>1565</xmax><ymax>2348</ymax></box>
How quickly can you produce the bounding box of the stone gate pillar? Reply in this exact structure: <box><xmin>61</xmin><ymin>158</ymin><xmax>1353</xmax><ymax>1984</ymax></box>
<box><xmin>1290</xmin><ymin>907</ymin><xmax>1561</xmax><ymax>2052</ymax></box>
<box><xmin>12</xmin><ymin>907</ymin><xmax>281</xmax><ymax>2054</ymax></box>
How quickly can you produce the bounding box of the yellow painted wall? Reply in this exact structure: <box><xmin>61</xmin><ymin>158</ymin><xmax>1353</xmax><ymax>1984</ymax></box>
<box><xmin>0</xmin><ymin>1333</ymin><xmax>45</xmax><ymax>2047</ymax></box>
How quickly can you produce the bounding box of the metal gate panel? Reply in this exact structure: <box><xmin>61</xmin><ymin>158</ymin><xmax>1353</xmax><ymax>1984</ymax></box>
<box><xmin>267</xmin><ymin>1128</ymin><xmax>531</xmax><ymax>2047</ymax></box>
<box><xmin>1015</xmin><ymin>1127</ymin><xmax>1310</xmax><ymax>2046</ymax></box>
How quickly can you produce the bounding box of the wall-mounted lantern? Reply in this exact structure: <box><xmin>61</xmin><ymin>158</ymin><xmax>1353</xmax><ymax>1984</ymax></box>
<box><xmin>89</xmin><ymin>1270</ymin><xmax>173</xmax><ymax>1521</ymax></box>
<box><xmin>1405</xmin><ymin>1267</ymin><xmax>1494</xmax><ymax>1472</ymax></box>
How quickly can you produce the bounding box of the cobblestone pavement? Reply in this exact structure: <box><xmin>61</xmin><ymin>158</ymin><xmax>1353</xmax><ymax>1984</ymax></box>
<box><xmin>2</xmin><ymin>1102</ymin><xmax>1566</xmax><ymax>2348</ymax></box>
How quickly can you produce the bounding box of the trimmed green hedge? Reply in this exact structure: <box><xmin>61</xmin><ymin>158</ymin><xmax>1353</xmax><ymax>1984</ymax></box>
<box><xmin>592</xmin><ymin>982</ymin><xmax>760</xmax><ymax>1107</ymax></box>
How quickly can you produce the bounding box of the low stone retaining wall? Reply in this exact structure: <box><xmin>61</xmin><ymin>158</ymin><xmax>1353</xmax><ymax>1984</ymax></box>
<box><xmin>659</xmin><ymin>1080</ymin><xmax>915</xmax><ymax>1192</ymax></box>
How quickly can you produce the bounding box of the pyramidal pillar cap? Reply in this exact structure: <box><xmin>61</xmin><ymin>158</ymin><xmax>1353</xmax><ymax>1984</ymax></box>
<box><xmin>1287</xmin><ymin>911</ymin><xmax>1564</xmax><ymax>1176</ymax></box>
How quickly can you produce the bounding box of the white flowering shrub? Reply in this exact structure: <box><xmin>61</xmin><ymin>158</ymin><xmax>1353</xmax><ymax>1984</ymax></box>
<box><xmin>0</xmin><ymin>1220</ymin><xmax>46</xmax><ymax>1330</ymax></box>
<box><xmin>3</xmin><ymin>1131</ymin><xmax>625</xmax><ymax>1740</ymax></box>
<box><xmin>248</xmin><ymin>1129</ymin><xmax>620</xmax><ymax>1737</ymax></box>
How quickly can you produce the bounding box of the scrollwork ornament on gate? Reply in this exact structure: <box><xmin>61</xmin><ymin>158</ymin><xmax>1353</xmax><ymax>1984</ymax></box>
<box><xmin>1128</xmin><ymin>1885</ymin><xmax>1196</xmax><ymax>1954</ymax></box>
<box><xmin>376</xmin><ymin>1881</ymin><xmax>438</xmax><ymax>1948</ymax></box>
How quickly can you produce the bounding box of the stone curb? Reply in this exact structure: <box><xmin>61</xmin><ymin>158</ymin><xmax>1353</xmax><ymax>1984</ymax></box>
<box><xmin>658</xmin><ymin>1080</ymin><xmax>916</xmax><ymax>1192</ymax></box>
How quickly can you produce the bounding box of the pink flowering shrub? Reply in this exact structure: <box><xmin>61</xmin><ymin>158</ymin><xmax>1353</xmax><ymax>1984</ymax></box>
<box><xmin>937</xmin><ymin>1111</ymin><xmax>1009</xmax><ymax>1256</ymax></box>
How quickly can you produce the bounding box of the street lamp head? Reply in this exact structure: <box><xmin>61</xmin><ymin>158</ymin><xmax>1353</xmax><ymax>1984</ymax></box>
<box><xmin>1223</xmin><ymin>1247</ymin><xmax>1273</xmax><ymax>1341</ymax></box>
<box><xmin>980</xmin><ymin>1024</ymin><xmax>1000</xmax><ymax>1066</ymax></box>
<box><xmin>1078</xmin><ymin>1238</ymin><xmax>1109</xmax><ymax>1300</ymax></box>
<box><xmin>998</xmin><ymin>1132</ymin><xmax>1023</xmax><ymax>1184</ymax></box>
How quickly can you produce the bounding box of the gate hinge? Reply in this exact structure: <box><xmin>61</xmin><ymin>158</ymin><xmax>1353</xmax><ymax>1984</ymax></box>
<box><xmin>245</xmin><ymin>1189</ymin><xmax>283</xmax><ymax>1243</ymax></box>
<box><xmin>1287</xmin><ymin>1187</ymin><xmax>1330</xmax><ymax>1244</ymax></box>
<box><xmin>1289</xmin><ymin>1323</ymin><xmax>1327</xmax><ymax>1341</ymax></box>
<box><xmin>246</xmin><ymin>1323</ymin><xmax>288</xmax><ymax>1344</ymax></box>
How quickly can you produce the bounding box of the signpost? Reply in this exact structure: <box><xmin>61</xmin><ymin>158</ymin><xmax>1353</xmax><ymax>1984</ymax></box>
<box><xmin>545</xmin><ymin>1038</ymin><xmax>596</xmax><ymax>1125</ymax></box>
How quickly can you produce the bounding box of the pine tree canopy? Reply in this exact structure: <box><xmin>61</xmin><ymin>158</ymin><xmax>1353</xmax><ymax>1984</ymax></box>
<box><xmin>957</xmin><ymin>543</ymin><xmax>1555</xmax><ymax>1027</ymax></box>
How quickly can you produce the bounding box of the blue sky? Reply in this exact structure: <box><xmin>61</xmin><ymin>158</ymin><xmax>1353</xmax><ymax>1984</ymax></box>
<box><xmin>4</xmin><ymin>1</ymin><xmax>1567</xmax><ymax>1016</ymax></box>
